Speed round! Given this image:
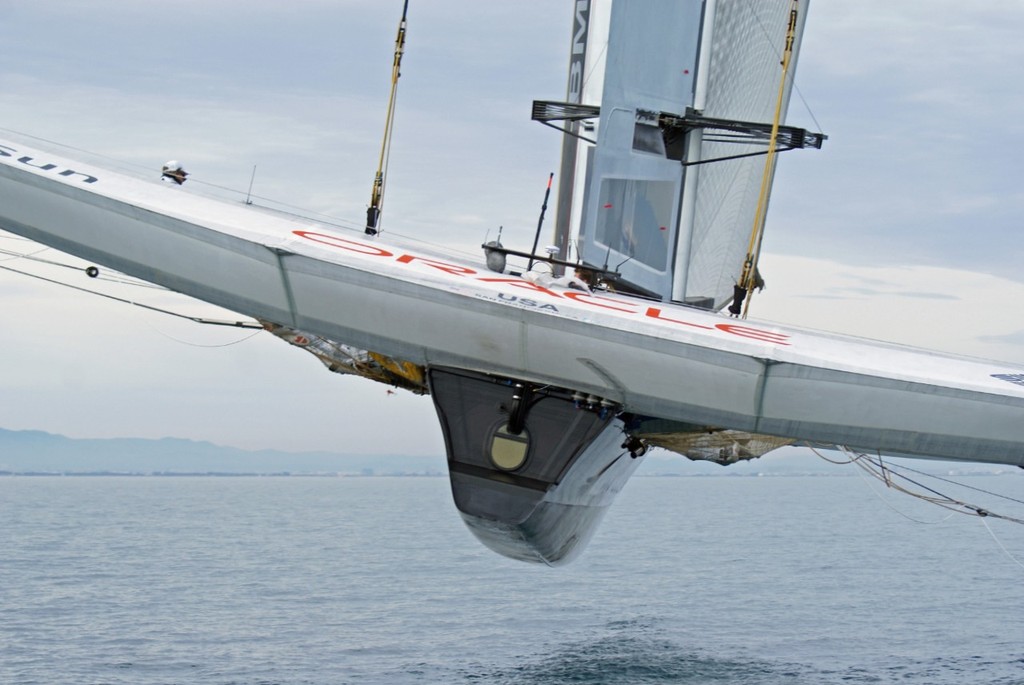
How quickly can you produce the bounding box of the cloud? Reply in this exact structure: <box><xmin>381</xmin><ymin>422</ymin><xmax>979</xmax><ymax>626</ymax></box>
<box><xmin>773</xmin><ymin>3</ymin><xmax>1024</xmax><ymax>284</ymax></box>
<box><xmin>978</xmin><ymin>330</ymin><xmax>1024</xmax><ymax>347</ymax></box>
<box><xmin>819</xmin><ymin>286</ymin><xmax>959</xmax><ymax>301</ymax></box>
<box><xmin>754</xmin><ymin>253</ymin><xmax>1024</xmax><ymax>364</ymax></box>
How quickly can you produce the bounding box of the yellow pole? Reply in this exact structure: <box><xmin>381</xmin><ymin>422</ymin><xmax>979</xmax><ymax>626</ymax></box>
<box><xmin>736</xmin><ymin>0</ymin><xmax>799</xmax><ymax>317</ymax></box>
<box><xmin>366</xmin><ymin>1</ymin><xmax>409</xmax><ymax>236</ymax></box>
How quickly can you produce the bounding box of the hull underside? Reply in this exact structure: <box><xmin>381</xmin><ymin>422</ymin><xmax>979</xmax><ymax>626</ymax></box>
<box><xmin>431</xmin><ymin>368</ymin><xmax>642</xmax><ymax>565</ymax></box>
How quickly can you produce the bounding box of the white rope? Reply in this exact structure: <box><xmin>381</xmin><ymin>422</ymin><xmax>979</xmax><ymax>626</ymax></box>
<box><xmin>143</xmin><ymin>323</ymin><xmax>263</xmax><ymax>348</ymax></box>
<box><xmin>810</xmin><ymin>443</ymin><xmax>1024</xmax><ymax>526</ymax></box>
<box><xmin>979</xmin><ymin>516</ymin><xmax>1024</xmax><ymax>571</ymax></box>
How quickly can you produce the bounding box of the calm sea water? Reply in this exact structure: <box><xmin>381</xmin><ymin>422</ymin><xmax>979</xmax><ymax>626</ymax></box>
<box><xmin>2</xmin><ymin>474</ymin><xmax>1022</xmax><ymax>684</ymax></box>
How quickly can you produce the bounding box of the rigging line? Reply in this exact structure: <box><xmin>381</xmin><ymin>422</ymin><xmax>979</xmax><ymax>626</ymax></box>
<box><xmin>0</xmin><ymin>128</ymin><xmax>264</xmax><ymax>208</ymax></box>
<box><xmin>849</xmin><ymin>456</ymin><xmax>968</xmax><ymax>523</ymax></box>
<box><xmin>875</xmin><ymin>460</ymin><xmax>1024</xmax><ymax>508</ymax></box>
<box><xmin>363</xmin><ymin>226</ymin><xmax>483</xmax><ymax>261</ymax></box>
<box><xmin>0</xmin><ymin>126</ymin><xmax>155</xmax><ymax>177</ymax></box>
<box><xmin>850</xmin><ymin>451</ymin><xmax>946</xmax><ymax>500</ymax></box>
<box><xmin>145</xmin><ymin>325</ymin><xmax>263</xmax><ymax>348</ymax></box>
<box><xmin>866</xmin><ymin>455</ymin><xmax>961</xmax><ymax>502</ymax></box>
<box><xmin>738</xmin><ymin>0</ymin><xmax>825</xmax><ymax>156</ymax></box>
<box><xmin>741</xmin><ymin>0</ymin><xmax>802</xmax><ymax>95</ymax></box>
<box><xmin>805</xmin><ymin>443</ymin><xmax>856</xmax><ymax>464</ymax></box>
<box><xmin>189</xmin><ymin>178</ymin><xmax>362</xmax><ymax>223</ymax></box>
<box><xmin>0</xmin><ymin>127</ymin><xmax>366</xmax><ymax>234</ymax></box>
<box><xmin>0</xmin><ymin>127</ymin><xmax>376</xmax><ymax>237</ymax></box>
<box><xmin>92</xmin><ymin>273</ymin><xmax>168</xmax><ymax>289</ymax></box>
<box><xmin>851</xmin><ymin>458</ymin><xmax>958</xmax><ymax>524</ymax></box>
<box><xmin>868</xmin><ymin>465</ymin><xmax>1024</xmax><ymax>524</ymax></box>
<box><xmin>0</xmin><ymin>245</ymin><xmax>140</xmax><ymax>282</ymax></box>
<box><xmin>790</xmin><ymin>83</ymin><xmax>824</xmax><ymax>138</ymax></box>
<box><xmin>0</xmin><ymin>246</ymin><xmax>166</xmax><ymax>288</ymax></box>
<box><xmin>979</xmin><ymin>516</ymin><xmax>1024</xmax><ymax>571</ymax></box>
<box><xmin>742</xmin><ymin>0</ymin><xmax>785</xmax><ymax>55</ymax></box>
<box><xmin>581</xmin><ymin>40</ymin><xmax>608</xmax><ymax>94</ymax></box>
<box><xmin>0</xmin><ymin>262</ymin><xmax>262</xmax><ymax>329</ymax></box>
<box><xmin>0</xmin><ymin>244</ymin><xmax>51</xmax><ymax>263</ymax></box>
<box><xmin>846</xmin><ymin>449</ymin><xmax>1024</xmax><ymax>525</ymax></box>
<box><xmin>237</xmin><ymin>197</ymin><xmax>366</xmax><ymax>233</ymax></box>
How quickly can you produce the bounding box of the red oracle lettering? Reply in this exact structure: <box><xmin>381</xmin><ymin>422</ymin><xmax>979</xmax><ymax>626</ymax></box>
<box><xmin>563</xmin><ymin>291</ymin><xmax>640</xmax><ymax>314</ymax></box>
<box><xmin>645</xmin><ymin>307</ymin><xmax>713</xmax><ymax>330</ymax></box>
<box><xmin>395</xmin><ymin>254</ymin><xmax>478</xmax><ymax>277</ymax></box>
<box><xmin>477</xmin><ymin>278</ymin><xmax>564</xmax><ymax>299</ymax></box>
<box><xmin>292</xmin><ymin>230</ymin><xmax>393</xmax><ymax>257</ymax></box>
<box><xmin>715</xmin><ymin>323</ymin><xmax>791</xmax><ymax>346</ymax></box>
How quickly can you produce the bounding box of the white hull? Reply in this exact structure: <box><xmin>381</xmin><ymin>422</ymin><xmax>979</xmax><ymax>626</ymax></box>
<box><xmin>1</xmin><ymin>139</ymin><xmax>1022</xmax><ymax>467</ymax></box>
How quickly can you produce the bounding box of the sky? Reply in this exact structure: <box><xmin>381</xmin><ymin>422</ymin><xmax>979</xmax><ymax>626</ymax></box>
<box><xmin>1</xmin><ymin>1</ymin><xmax>1022</xmax><ymax>456</ymax></box>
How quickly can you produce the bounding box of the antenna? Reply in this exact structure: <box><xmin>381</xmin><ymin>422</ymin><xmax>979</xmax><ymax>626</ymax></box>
<box><xmin>526</xmin><ymin>173</ymin><xmax>554</xmax><ymax>271</ymax></box>
<box><xmin>244</xmin><ymin>165</ymin><xmax>257</xmax><ymax>205</ymax></box>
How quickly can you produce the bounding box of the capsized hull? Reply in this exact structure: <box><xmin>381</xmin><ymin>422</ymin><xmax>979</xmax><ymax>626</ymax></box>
<box><xmin>1</xmin><ymin>138</ymin><xmax>1022</xmax><ymax>467</ymax></box>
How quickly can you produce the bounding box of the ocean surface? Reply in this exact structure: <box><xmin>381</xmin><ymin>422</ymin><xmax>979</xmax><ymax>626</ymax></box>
<box><xmin>2</xmin><ymin>473</ymin><xmax>1023</xmax><ymax>684</ymax></box>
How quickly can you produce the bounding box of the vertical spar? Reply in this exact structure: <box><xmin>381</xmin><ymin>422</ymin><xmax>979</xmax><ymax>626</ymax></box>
<box><xmin>365</xmin><ymin>0</ymin><xmax>410</xmax><ymax>236</ymax></box>
<box><xmin>550</xmin><ymin>1</ymin><xmax>591</xmax><ymax>275</ymax></box>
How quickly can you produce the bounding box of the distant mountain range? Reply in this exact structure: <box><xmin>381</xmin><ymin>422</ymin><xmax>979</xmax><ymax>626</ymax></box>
<box><xmin>0</xmin><ymin>428</ymin><xmax>446</xmax><ymax>475</ymax></box>
<box><xmin>1</xmin><ymin>427</ymin><xmax>1009</xmax><ymax>477</ymax></box>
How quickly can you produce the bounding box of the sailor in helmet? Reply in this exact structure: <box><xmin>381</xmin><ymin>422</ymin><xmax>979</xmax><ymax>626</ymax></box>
<box><xmin>161</xmin><ymin>160</ymin><xmax>188</xmax><ymax>185</ymax></box>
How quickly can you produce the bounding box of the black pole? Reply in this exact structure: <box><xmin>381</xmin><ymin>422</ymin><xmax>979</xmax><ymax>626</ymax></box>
<box><xmin>527</xmin><ymin>173</ymin><xmax>555</xmax><ymax>271</ymax></box>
